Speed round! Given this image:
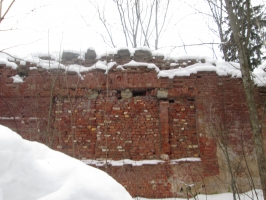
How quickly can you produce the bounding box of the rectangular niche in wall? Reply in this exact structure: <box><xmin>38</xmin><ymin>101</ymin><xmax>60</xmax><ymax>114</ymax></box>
<box><xmin>168</xmin><ymin>98</ymin><xmax>198</xmax><ymax>159</ymax></box>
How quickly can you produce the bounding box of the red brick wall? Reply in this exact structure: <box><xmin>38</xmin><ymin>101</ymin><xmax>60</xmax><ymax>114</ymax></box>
<box><xmin>1</xmin><ymin>58</ymin><xmax>265</xmax><ymax>198</ymax></box>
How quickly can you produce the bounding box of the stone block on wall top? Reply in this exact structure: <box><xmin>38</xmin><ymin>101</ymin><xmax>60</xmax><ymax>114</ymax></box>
<box><xmin>134</xmin><ymin>49</ymin><xmax>152</xmax><ymax>62</ymax></box>
<box><xmin>62</xmin><ymin>51</ymin><xmax>80</xmax><ymax>61</ymax></box>
<box><xmin>39</xmin><ymin>55</ymin><xmax>53</xmax><ymax>61</ymax></box>
<box><xmin>114</xmin><ymin>49</ymin><xmax>131</xmax><ymax>61</ymax></box>
<box><xmin>85</xmin><ymin>49</ymin><xmax>97</xmax><ymax>61</ymax></box>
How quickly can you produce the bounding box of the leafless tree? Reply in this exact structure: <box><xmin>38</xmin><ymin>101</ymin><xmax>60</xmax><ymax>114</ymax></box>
<box><xmin>205</xmin><ymin>0</ymin><xmax>229</xmax><ymax>61</ymax></box>
<box><xmin>223</xmin><ymin>0</ymin><xmax>266</xmax><ymax>198</ymax></box>
<box><xmin>88</xmin><ymin>0</ymin><xmax>171</xmax><ymax>49</ymax></box>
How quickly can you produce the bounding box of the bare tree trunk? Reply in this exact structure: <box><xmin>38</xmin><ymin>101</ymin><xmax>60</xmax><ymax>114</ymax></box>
<box><xmin>115</xmin><ymin>1</ymin><xmax>129</xmax><ymax>47</ymax></box>
<box><xmin>155</xmin><ymin>0</ymin><xmax>158</xmax><ymax>50</ymax></box>
<box><xmin>224</xmin><ymin>0</ymin><xmax>266</xmax><ymax>199</ymax></box>
<box><xmin>0</xmin><ymin>0</ymin><xmax>3</xmax><ymax>20</ymax></box>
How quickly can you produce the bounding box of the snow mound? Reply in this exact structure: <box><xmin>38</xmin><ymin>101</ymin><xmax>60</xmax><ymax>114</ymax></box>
<box><xmin>0</xmin><ymin>53</ymin><xmax>17</xmax><ymax>69</ymax></box>
<box><xmin>118</xmin><ymin>60</ymin><xmax>160</xmax><ymax>72</ymax></box>
<box><xmin>0</xmin><ymin>125</ymin><xmax>132</xmax><ymax>200</ymax></box>
<box><xmin>158</xmin><ymin>57</ymin><xmax>242</xmax><ymax>79</ymax></box>
<box><xmin>253</xmin><ymin>61</ymin><xmax>266</xmax><ymax>87</ymax></box>
<box><xmin>11</xmin><ymin>75</ymin><xmax>24</xmax><ymax>83</ymax></box>
<box><xmin>133</xmin><ymin>190</ymin><xmax>263</xmax><ymax>200</ymax></box>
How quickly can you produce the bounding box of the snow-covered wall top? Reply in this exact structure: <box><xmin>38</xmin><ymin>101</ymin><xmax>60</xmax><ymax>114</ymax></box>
<box><xmin>1</xmin><ymin>47</ymin><xmax>266</xmax><ymax>86</ymax></box>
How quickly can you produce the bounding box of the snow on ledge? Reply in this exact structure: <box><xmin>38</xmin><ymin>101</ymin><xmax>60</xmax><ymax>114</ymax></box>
<box><xmin>11</xmin><ymin>75</ymin><xmax>24</xmax><ymax>83</ymax></box>
<box><xmin>253</xmin><ymin>61</ymin><xmax>266</xmax><ymax>87</ymax></box>
<box><xmin>117</xmin><ymin>60</ymin><xmax>160</xmax><ymax>72</ymax></box>
<box><xmin>82</xmin><ymin>157</ymin><xmax>201</xmax><ymax>167</ymax></box>
<box><xmin>1</xmin><ymin>51</ymin><xmax>266</xmax><ymax>87</ymax></box>
<box><xmin>0</xmin><ymin>56</ymin><xmax>17</xmax><ymax>69</ymax></box>
<box><xmin>158</xmin><ymin>61</ymin><xmax>242</xmax><ymax>79</ymax></box>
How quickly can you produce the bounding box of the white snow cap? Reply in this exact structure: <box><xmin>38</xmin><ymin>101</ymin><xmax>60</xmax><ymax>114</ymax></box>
<box><xmin>158</xmin><ymin>56</ymin><xmax>242</xmax><ymax>79</ymax></box>
<box><xmin>0</xmin><ymin>125</ymin><xmax>132</xmax><ymax>200</ymax></box>
<box><xmin>253</xmin><ymin>61</ymin><xmax>266</xmax><ymax>87</ymax></box>
<box><xmin>11</xmin><ymin>75</ymin><xmax>24</xmax><ymax>83</ymax></box>
<box><xmin>0</xmin><ymin>53</ymin><xmax>17</xmax><ymax>69</ymax></box>
<box><xmin>1</xmin><ymin>50</ymin><xmax>266</xmax><ymax>87</ymax></box>
<box><xmin>118</xmin><ymin>60</ymin><xmax>160</xmax><ymax>72</ymax></box>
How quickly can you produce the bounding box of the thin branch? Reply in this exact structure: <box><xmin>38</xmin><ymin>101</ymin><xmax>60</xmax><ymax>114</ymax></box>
<box><xmin>0</xmin><ymin>38</ymin><xmax>43</xmax><ymax>53</ymax></box>
<box><xmin>158</xmin><ymin>42</ymin><xmax>226</xmax><ymax>50</ymax></box>
<box><xmin>244</xmin><ymin>0</ymin><xmax>252</xmax><ymax>49</ymax></box>
<box><xmin>90</xmin><ymin>0</ymin><xmax>116</xmax><ymax>48</ymax></box>
<box><xmin>158</xmin><ymin>0</ymin><xmax>170</xmax><ymax>37</ymax></box>
<box><xmin>178</xmin><ymin>33</ymin><xmax>187</xmax><ymax>54</ymax></box>
<box><xmin>0</xmin><ymin>0</ymin><xmax>15</xmax><ymax>24</ymax></box>
<box><xmin>115</xmin><ymin>1</ymin><xmax>130</xmax><ymax>46</ymax></box>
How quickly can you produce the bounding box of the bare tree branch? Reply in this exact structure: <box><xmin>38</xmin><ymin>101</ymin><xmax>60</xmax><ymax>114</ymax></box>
<box><xmin>0</xmin><ymin>38</ymin><xmax>43</xmax><ymax>53</ymax></box>
<box><xmin>89</xmin><ymin>0</ymin><xmax>116</xmax><ymax>48</ymax></box>
<box><xmin>0</xmin><ymin>0</ymin><xmax>15</xmax><ymax>24</ymax></box>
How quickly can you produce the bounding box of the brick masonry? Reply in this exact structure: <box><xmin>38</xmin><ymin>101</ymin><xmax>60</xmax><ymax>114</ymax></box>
<box><xmin>0</xmin><ymin>50</ymin><xmax>266</xmax><ymax>198</ymax></box>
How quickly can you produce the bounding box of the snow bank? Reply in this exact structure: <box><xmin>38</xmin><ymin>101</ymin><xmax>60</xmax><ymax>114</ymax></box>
<box><xmin>0</xmin><ymin>125</ymin><xmax>132</xmax><ymax>200</ymax></box>
<box><xmin>133</xmin><ymin>190</ymin><xmax>263</xmax><ymax>200</ymax></box>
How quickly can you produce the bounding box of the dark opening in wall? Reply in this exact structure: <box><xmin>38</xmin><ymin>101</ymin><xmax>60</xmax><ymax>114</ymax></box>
<box><xmin>117</xmin><ymin>91</ymin><xmax>122</xmax><ymax>100</ymax></box>
<box><xmin>259</xmin><ymin>91</ymin><xmax>266</xmax><ymax>96</ymax></box>
<box><xmin>132</xmin><ymin>90</ymin><xmax>146</xmax><ymax>97</ymax></box>
<box><xmin>187</xmin><ymin>98</ymin><xmax>195</xmax><ymax>101</ymax></box>
<box><xmin>169</xmin><ymin>99</ymin><xmax>175</xmax><ymax>103</ymax></box>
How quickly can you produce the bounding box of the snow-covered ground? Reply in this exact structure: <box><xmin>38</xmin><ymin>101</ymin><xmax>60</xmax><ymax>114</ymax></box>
<box><xmin>0</xmin><ymin>125</ymin><xmax>132</xmax><ymax>200</ymax></box>
<box><xmin>134</xmin><ymin>190</ymin><xmax>264</xmax><ymax>200</ymax></box>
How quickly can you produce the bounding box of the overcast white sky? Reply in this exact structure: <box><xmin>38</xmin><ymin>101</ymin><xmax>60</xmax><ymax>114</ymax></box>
<box><xmin>0</xmin><ymin>0</ymin><xmax>265</xmax><ymax>58</ymax></box>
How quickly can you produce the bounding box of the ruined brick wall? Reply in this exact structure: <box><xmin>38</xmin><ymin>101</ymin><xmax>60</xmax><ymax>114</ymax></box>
<box><xmin>0</xmin><ymin>49</ymin><xmax>266</xmax><ymax>198</ymax></box>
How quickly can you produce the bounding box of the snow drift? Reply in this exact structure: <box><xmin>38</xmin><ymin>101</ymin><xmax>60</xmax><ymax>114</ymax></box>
<box><xmin>0</xmin><ymin>125</ymin><xmax>132</xmax><ymax>200</ymax></box>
